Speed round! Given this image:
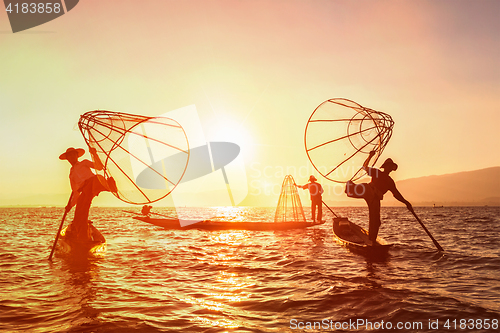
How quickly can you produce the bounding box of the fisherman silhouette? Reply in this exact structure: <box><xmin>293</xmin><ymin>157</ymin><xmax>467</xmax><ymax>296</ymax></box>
<box><xmin>60</xmin><ymin>147</ymin><xmax>117</xmax><ymax>241</ymax></box>
<box><xmin>297</xmin><ymin>175</ymin><xmax>324</xmax><ymax>222</ymax></box>
<box><xmin>141</xmin><ymin>205</ymin><xmax>153</xmax><ymax>216</ymax></box>
<box><xmin>345</xmin><ymin>151</ymin><xmax>413</xmax><ymax>244</ymax></box>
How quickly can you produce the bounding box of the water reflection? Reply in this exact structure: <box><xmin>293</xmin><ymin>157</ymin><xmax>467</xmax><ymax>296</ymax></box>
<box><xmin>185</xmin><ymin>230</ymin><xmax>257</xmax><ymax>330</ymax></box>
<box><xmin>308</xmin><ymin>228</ymin><xmax>327</xmax><ymax>247</ymax></box>
<box><xmin>55</xmin><ymin>256</ymin><xmax>103</xmax><ymax>328</ymax></box>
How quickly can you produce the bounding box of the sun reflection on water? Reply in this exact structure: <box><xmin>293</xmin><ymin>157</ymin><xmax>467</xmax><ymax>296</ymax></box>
<box><xmin>194</xmin><ymin>316</ymin><xmax>240</xmax><ymax>329</ymax></box>
<box><xmin>182</xmin><ymin>269</ymin><xmax>254</xmax><ymax>329</ymax></box>
<box><xmin>211</xmin><ymin>206</ymin><xmax>248</xmax><ymax>222</ymax></box>
<box><xmin>184</xmin><ymin>227</ymin><xmax>258</xmax><ymax>330</ymax></box>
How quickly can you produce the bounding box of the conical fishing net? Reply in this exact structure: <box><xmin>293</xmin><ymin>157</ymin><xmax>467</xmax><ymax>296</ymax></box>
<box><xmin>78</xmin><ymin>110</ymin><xmax>190</xmax><ymax>204</ymax></box>
<box><xmin>304</xmin><ymin>98</ymin><xmax>394</xmax><ymax>183</ymax></box>
<box><xmin>274</xmin><ymin>175</ymin><xmax>306</xmax><ymax>223</ymax></box>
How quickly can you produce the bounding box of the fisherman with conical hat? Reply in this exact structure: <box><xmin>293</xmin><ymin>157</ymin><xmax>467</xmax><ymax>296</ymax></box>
<box><xmin>59</xmin><ymin>147</ymin><xmax>116</xmax><ymax>241</ymax></box>
<box><xmin>297</xmin><ymin>175</ymin><xmax>324</xmax><ymax>222</ymax></box>
<box><xmin>346</xmin><ymin>151</ymin><xmax>413</xmax><ymax>244</ymax></box>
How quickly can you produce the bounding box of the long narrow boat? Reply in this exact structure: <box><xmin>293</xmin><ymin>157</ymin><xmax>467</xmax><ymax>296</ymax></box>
<box><xmin>333</xmin><ymin>217</ymin><xmax>391</xmax><ymax>257</ymax></box>
<box><xmin>57</xmin><ymin>224</ymin><xmax>106</xmax><ymax>257</ymax></box>
<box><xmin>132</xmin><ymin>215</ymin><xmax>326</xmax><ymax>231</ymax></box>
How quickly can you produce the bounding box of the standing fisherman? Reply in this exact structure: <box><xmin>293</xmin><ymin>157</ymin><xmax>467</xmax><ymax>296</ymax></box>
<box><xmin>59</xmin><ymin>147</ymin><xmax>116</xmax><ymax>241</ymax></box>
<box><xmin>345</xmin><ymin>151</ymin><xmax>413</xmax><ymax>244</ymax></box>
<box><xmin>297</xmin><ymin>175</ymin><xmax>324</xmax><ymax>222</ymax></box>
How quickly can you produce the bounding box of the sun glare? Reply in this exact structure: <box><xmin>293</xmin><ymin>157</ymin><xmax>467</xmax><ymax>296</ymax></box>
<box><xmin>211</xmin><ymin>206</ymin><xmax>246</xmax><ymax>222</ymax></box>
<box><xmin>208</xmin><ymin>115</ymin><xmax>255</xmax><ymax>159</ymax></box>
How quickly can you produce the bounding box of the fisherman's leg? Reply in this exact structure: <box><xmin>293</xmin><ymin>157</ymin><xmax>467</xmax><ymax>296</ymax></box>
<box><xmin>316</xmin><ymin>199</ymin><xmax>322</xmax><ymax>221</ymax></box>
<box><xmin>73</xmin><ymin>180</ymin><xmax>95</xmax><ymax>240</ymax></box>
<box><xmin>311</xmin><ymin>202</ymin><xmax>316</xmax><ymax>221</ymax></box>
<box><xmin>93</xmin><ymin>175</ymin><xmax>109</xmax><ymax>196</ymax></box>
<box><xmin>367</xmin><ymin>199</ymin><xmax>381</xmax><ymax>244</ymax></box>
<box><xmin>345</xmin><ymin>181</ymin><xmax>355</xmax><ymax>197</ymax></box>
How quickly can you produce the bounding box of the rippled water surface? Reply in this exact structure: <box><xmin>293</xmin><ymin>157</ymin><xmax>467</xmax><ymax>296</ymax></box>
<box><xmin>1</xmin><ymin>206</ymin><xmax>499</xmax><ymax>332</ymax></box>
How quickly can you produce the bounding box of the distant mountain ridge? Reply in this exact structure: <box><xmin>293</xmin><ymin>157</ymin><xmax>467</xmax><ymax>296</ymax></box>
<box><xmin>387</xmin><ymin>166</ymin><xmax>500</xmax><ymax>206</ymax></box>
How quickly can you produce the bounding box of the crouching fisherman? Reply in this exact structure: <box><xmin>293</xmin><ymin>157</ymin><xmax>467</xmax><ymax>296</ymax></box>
<box><xmin>141</xmin><ymin>205</ymin><xmax>153</xmax><ymax>216</ymax></box>
<box><xmin>59</xmin><ymin>147</ymin><xmax>117</xmax><ymax>241</ymax></box>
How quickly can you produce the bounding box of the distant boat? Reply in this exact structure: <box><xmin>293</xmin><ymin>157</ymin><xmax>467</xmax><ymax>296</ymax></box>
<box><xmin>433</xmin><ymin>204</ymin><xmax>444</xmax><ymax>208</ymax></box>
<box><xmin>130</xmin><ymin>213</ymin><xmax>325</xmax><ymax>231</ymax></box>
<box><xmin>332</xmin><ymin>217</ymin><xmax>391</xmax><ymax>257</ymax></box>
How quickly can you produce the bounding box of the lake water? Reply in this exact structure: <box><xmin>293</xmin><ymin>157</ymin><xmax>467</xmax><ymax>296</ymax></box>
<box><xmin>1</xmin><ymin>206</ymin><xmax>499</xmax><ymax>332</ymax></box>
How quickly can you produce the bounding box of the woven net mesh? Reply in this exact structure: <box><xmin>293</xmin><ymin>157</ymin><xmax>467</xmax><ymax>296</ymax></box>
<box><xmin>274</xmin><ymin>175</ymin><xmax>307</xmax><ymax>223</ymax></box>
<box><xmin>304</xmin><ymin>98</ymin><xmax>394</xmax><ymax>183</ymax></box>
<box><xmin>78</xmin><ymin>110</ymin><xmax>189</xmax><ymax>204</ymax></box>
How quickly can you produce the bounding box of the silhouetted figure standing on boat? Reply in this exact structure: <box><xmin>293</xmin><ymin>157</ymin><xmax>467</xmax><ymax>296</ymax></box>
<box><xmin>297</xmin><ymin>175</ymin><xmax>324</xmax><ymax>222</ymax></box>
<box><xmin>345</xmin><ymin>151</ymin><xmax>413</xmax><ymax>244</ymax></box>
<box><xmin>60</xmin><ymin>147</ymin><xmax>116</xmax><ymax>241</ymax></box>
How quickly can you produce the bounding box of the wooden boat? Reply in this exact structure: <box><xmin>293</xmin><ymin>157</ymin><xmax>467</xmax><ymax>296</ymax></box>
<box><xmin>57</xmin><ymin>224</ymin><xmax>106</xmax><ymax>257</ymax></box>
<box><xmin>333</xmin><ymin>217</ymin><xmax>391</xmax><ymax>257</ymax></box>
<box><xmin>132</xmin><ymin>215</ymin><xmax>326</xmax><ymax>231</ymax></box>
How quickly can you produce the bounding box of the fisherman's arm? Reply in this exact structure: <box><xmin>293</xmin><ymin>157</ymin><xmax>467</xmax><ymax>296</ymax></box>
<box><xmin>391</xmin><ymin>187</ymin><xmax>414</xmax><ymax>212</ymax></box>
<box><xmin>89</xmin><ymin>147</ymin><xmax>103</xmax><ymax>171</ymax></box>
<box><xmin>362</xmin><ymin>150</ymin><xmax>376</xmax><ymax>170</ymax></box>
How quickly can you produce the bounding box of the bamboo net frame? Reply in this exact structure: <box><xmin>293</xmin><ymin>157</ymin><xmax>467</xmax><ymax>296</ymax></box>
<box><xmin>78</xmin><ymin>110</ymin><xmax>190</xmax><ymax>205</ymax></box>
<box><xmin>304</xmin><ymin>98</ymin><xmax>394</xmax><ymax>183</ymax></box>
<box><xmin>274</xmin><ymin>175</ymin><xmax>307</xmax><ymax>223</ymax></box>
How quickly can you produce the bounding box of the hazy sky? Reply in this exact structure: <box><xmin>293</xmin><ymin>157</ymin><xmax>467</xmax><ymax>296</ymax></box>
<box><xmin>0</xmin><ymin>0</ymin><xmax>499</xmax><ymax>206</ymax></box>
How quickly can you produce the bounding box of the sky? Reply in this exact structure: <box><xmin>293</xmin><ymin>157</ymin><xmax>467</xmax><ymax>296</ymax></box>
<box><xmin>0</xmin><ymin>0</ymin><xmax>499</xmax><ymax>207</ymax></box>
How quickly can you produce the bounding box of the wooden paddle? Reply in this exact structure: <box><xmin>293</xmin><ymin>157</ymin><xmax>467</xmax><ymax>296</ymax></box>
<box><xmin>410</xmin><ymin>209</ymin><xmax>444</xmax><ymax>252</ymax></box>
<box><xmin>48</xmin><ymin>193</ymin><xmax>73</xmax><ymax>261</ymax></box>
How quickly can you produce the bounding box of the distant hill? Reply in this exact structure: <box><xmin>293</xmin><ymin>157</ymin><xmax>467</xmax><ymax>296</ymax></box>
<box><xmin>238</xmin><ymin>167</ymin><xmax>500</xmax><ymax>207</ymax></box>
<box><xmin>385</xmin><ymin>166</ymin><xmax>500</xmax><ymax>206</ymax></box>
